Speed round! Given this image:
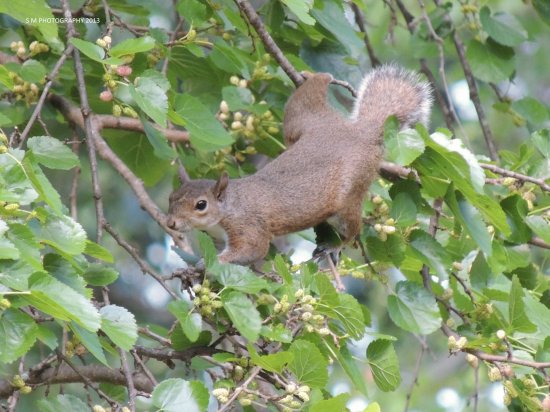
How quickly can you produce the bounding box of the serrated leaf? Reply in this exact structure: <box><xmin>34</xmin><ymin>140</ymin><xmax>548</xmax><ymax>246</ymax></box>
<box><xmin>110</xmin><ymin>36</ymin><xmax>155</xmax><ymax>57</ymax></box>
<box><xmin>531</xmin><ymin>129</ymin><xmax>550</xmax><ymax>158</ymax></box>
<box><xmin>83</xmin><ymin>263</ymin><xmax>119</xmax><ymax>286</ymax></box>
<box><xmin>69</xmin><ymin>38</ymin><xmax>124</xmax><ymax>65</ymax></box>
<box><xmin>390</xmin><ymin>192</ymin><xmax>417</xmax><ymax>227</ymax></box>
<box><xmin>0</xmin><ymin>64</ymin><xmax>14</xmax><ymax>89</ymax></box>
<box><xmin>273</xmin><ymin>255</ymin><xmax>292</xmax><ymax>284</ymax></box>
<box><xmin>84</xmin><ymin>240</ymin><xmax>114</xmax><ymax>263</ymax></box>
<box><xmin>367</xmin><ymin>339</ymin><xmax>401</xmax><ymax>392</ymax></box>
<box><xmin>525</xmin><ymin>215</ymin><xmax>550</xmax><ymax>244</ymax></box>
<box><xmin>0</xmin><ymin>237</ymin><xmax>19</xmax><ymax>260</ymax></box>
<box><xmin>20</xmin><ymin>60</ymin><xmax>46</xmax><ymax>83</ymax></box>
<box><xmin>281</xmin><ymin>0</ymin><xmax>315</xmax><ymax>25</ymax></box>
<box><xmin>466</xmin><ymin>39</ymin><xmax>515</xmax><ymax>83</ymax></box>
<box><xmin>195</xmin><ymin>231</ymin><xmax>218</xmax><ymax>268</ymax></box>
<box><xmin>100</xmin><ymin>305</ymin><xmax>138</xmax><ymax>350</ymax></box>
<box><xmin>328</xmin><ymin>342</ymin><xmax>368</xmax><ymax>396</ymax></box>
<box><xmin>22</xmin><ymin>156</ymin><xmax>62</xmax><ymax>214</ymax></box>
<box><xmin>479</xmin><ymin>6</ymin><xmax>527</xmax><ymax>47</ymax></box>
<box><xmin>209</xmin><ymin>40</ymin><xmax>248</xmax><ymax>74</ymax></box>
<box><xmin>260</xmin><ymin>324</ymin><xmax>293</xmax><ymax>343</ymax></box>
<box><xmin>248</xmin><ymin>344</ymin><xmax>293</xmax><ymax>373</ymax></box>
<box><xmin>512</xmin><ymin>98</ymin><xmax>549</xmax><ymax>127</ymax></box>
<box><xmin>314</xmin><ymin>273</ymin><xmax>340</xmax><ymax>307</ymax></box>
<box><xmin>0</xmin><ymin>309</ymin><xmax>38</xmax><ymax>363</ymax></box>
<box><xmin>174</xmin><ymin>94</ymin><xmax>233</xmax><ymax>152</ymax></box>
<box><xmin>388</xmin><ymin>280</ymin><xmax>441</xmax><ymax>335</ymax></box>
<box><xmin>142</xmin><ymin>118</ymin><xmax>177</xmax><ymax>160</ymax></box>
<box><xmin>386</xmin><ymin>128</ymin><xmax>426</xmax><ymax>166</ymax></box>
<box><xmin>310</xmin><ymin>393</ymin><xmax>350</xmax><ymax>412</ymax></box>
<box><xmin>25</xmin><ymin>272</ymin><xmax>101</xmax><ymax>331</ymax></box>
<box><xmin>7</xmin><ymin>223</ymin><xmax>42</xmax><ymax>269</ymax></box>
<box><xmin>168</xmin><ymin>300</ymin><xmax>202</xmax><ymax>342</ymax></box>
<box><xmin>223</xmin><ymin>291</ymin><xmax>261</xmax><ymax>341</ymax></box>
<box><xmin>131</xmin><ymin>76</ymin><xmax>168</xmax><ymax>127</ymax></box>
<box><xmin>408</xmin><ymin>229</ymin><xmax>450</xmax><ymax>280</ymax></box>
<box><xmin>213</xmin><ymin>264</ymin><xmax>270</xmax><ymax>293</ymax></box>
<box><xmin>509</xmin><ymin>275</ymin><xmax>537</xmax><ymax>333</ymax></box>
<box><xmin>365</xmin><ymin>233</ymin><xmax>406</xmax><ymax>266</ymax></box>
<box><xmin>70</xmin><ymin>322</ymin><xmax>108</xmax><ymax>366</ymax></box>
<box><xmin>37</xmin><ymin>394</ymin><xmax>90</xmax><ymax>412</ymax></box>
<box><xmin>288</xmin><ymin>340</ymin><xmax>328</xmax><ymax>388</ymax></box>
<box><xmin>445</xmin><ymin>187</ymin><xmax>492</xmax><ymax>256</ymax></box>
<box><xmin>152</xmin><ymin>378</ymin><xmax>209</xmax><ymax>412</ymax></box>
<box><xmin>40</xmin><ymin>214</ymin><xmax>86</xmax><ymax>255</ymax></box>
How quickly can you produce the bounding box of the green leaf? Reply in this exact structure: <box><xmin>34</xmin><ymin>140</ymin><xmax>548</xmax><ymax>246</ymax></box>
<box><xmin>7</xmin><ymin>223</ymin><xmax>42</xmax><ymax>269</ymax></box>
<box><xmin>273</xmin><ymin>255</ymin><xmax>293</xmax><ymax>284</ymax></box>
<box><xmin>501</xmin><ymin>195</ymin><xmax>532</xmax><ymax>244</ymax></box>
<box><xmin>22</xmin><ymin>156</ymin><xmax>62</xmax><ymax>214</ymax></box>
<box><xmin>25</xmin><ymin>272</ymin><xmax>101</xmax><ymax>331</ymax></box>
<box><xmin>151</xmin><ymin>378</ymin><xmax>209</xmax><ymax>412</ymax></box>
<box><xmin>512</xmin><ymin>98</ymin><xmax>549</xmax><ymax>127</ymax></box>
<box><xmin>37</xmin><ymin>394</ymin><xmax>89</xmax><ymax>412</ymax></box>
<box><xmin>19</xmin><ymin>60</ymin><xmax>46</xmax><ymax>83</ymax></box>
<box><xmin>314</xmin><ymin>273</ymin><xmax>340</xmax><ymax>307</ymax></box>
<box><xmin>333</xmin><ymin>294</ymin><xmax>366</xmax><ymax>339</ymax></box>
<box><xmin>69</xmin><ymin>38</ymin><xmax>123</xmax><ymax>65</ymax></box>
<box><xmin>466</xmin><ymin>39</ymin><xmax>515</xmax><ymax>83</ymax></box>
<box><xmin>168</xmin><ymin>300</ymin><xmax>202</xmax><ymax>342</ymax></box>
<box><xmin>222</xmin><ymin>86</ymin><xmax>255</xmax><ymax>111</ymax></box>
<box><xmin>106</xmin><ymin>132</ymin><xmax>170</xmax><ymax>186</ymax></box>
<box><xmin>27</xmin><ymin>136</ymin><xmax>79</xmax><ymax>170</ymax></box>
<box><xmin>222</xmin><ymin>291</ymin><xmax>261</xmax><ymax>341</ymax></box>
<box><xmin>36</xmin><ymin>324</ymin><xmax>58</xmax><ymax>350</ymax></box>
<box><xmin>525</xmin><ymin>215</ymin><xmax>550</xmax><ymax>244</ymax></box>
<box><xmin>0</xmin><ymin>64</ymin><xmax>14</xmax><ymax>89</ymax></box>
<box><xmin>130</xmin><ymin>76</ymin><xmax>168</xmax><ymax>127</ymax></box>
<box><xmin>174</xmin><ymin>94</ymin><xmax>234</xmax><ymax>152</ymax></box>
<box><xmin>213</xmin><ymin>264</ymin><xmax>270</xmax><ymax>293</ymax></box>
<box><xmin>288</xmin><ymin>340</ymin><xmax>328</xmax><ymax>388</ymax></box>
<box><xmin>385</xmin><ymin>128</ymin><xmax>426</xmax><ymax>166</ymax></box>
<box><xmin>533</xmin><ymin>0</ymin><xmax>550</xmax><ymax>26</ymax></box>
<box><xmin>479</xmin><ymin>6</ymin><xmax>527</xmax><ymax>47</ymax></box>
<box><xmin>0</xmin><ymin>0</ymin><xmax>60</xmax><ymax>48</ymax></box>
<box><xmin>82</xmin><ymin>263</ymin><xmax>119</xmax><ymax>286</ymax></box>
<box><xmin>209</xmin><ymin>40</ymin><xmax>248</xmax><ymax>74</ymax></box>
<box><xmin>248</xmin><ymin>344</ymin><xmax>294</xmax><ymax>373</ymax></box>
<box><xmin>195</xmin><ymin>231</ymin><xmax>217</xmax><ymax>268</ymax></box>
<box><xmin>390</xmin><ymin>192</ymin><xmax>417</xmax><ymax>227</ymax></box>
<box><xmin>365</xmin><ymin>402</ymin><xmax>382</xmax><ymax>412</ymax></box>
<box><xmin>509</xmin><ymin>275</ymin><xmax>537</xmax><ymax>333</ymax></box>
<box><xmin>310</xmin><ymin>0</ymin><xmax>363</xmax><ymax>53</ymax></box>
<box><xmin>260</xmin><ymin>324</ymin><xmax>293</xmax><ymax>343</ymax></box>
<box><xmin>110</xmin><ymin>36</ymin><xmax>155</xmax><ymax>57</ymax></box>
<box><xmin>367</xmin><ymin>339</ymin><xmax>401</xmax><ymax>392</ymax></box>
<box><xmin>142</xmin><ymin>118</ymin><xmax>177</xmax><ymax>160</ymax></box>
<box><xmin>41</xmin><ymin>214</ymin><xmax>87</xmax><ymax>255</ymax></box>
<box><xmin>329</xmin><ymin>342</ymin><xmax>368</xmax><ymax>396</ymax></box>
<box><xmin>531</xmin><ymin>129</ymin><xmax>550</xmax><ymax>158</ymax></box>
<box><xmin>70</xmin><ymin>322</ymin><xmax>108</xmax><ymax>366</ymax></box>
<box><xmin>281</xmin><ymin>0</ymin><xmax>315</xmax><ymax>25</ymax></box>
<box><xmin>84</xmin><ymin>240</ymin><xmax>114</xmax><ymax>263</ymax></box>
<box><xmin>100</xmin><ymin>304</ymin><xmax>138</xmax><ymax>350</ymax></box>
<box><xmin>388</xmin><ymin>280</ymin><xmax>441</xmax><ymax>335</ymax></box>
<box><xmin>310</xmin><ymin>393</ymin><xmax>350</xmax><ymax>412</ymax></box>
<box><xmin>408</xmin><ymin>230</ymin><xmax>451</xmax><ymax>280</ymax></box>
<box><xmin>445</xmin><ymin>187</ymin><xmax>492</xmax><ymax>256</ymax></box>
<box><xmin>0</xmin><ymin>309</ymin><xmax>38</xmax><ymax>363</ymax></box>
<box><xmin>0</xmin><ymin>236</ymin><xmax>19</xmax><ymax>260</ymax></box>
<box><xmin>365</xmin><ymin>233</ymin><xmax>405</xmax><ymax>266</ymax></box>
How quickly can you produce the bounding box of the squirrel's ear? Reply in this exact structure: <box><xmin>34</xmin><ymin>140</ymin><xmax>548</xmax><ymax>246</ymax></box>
<box><xmin>178</xmin><ymin>166</ymin><xmax>190</xmax><ymax>185</ymax></box>
<box><xmin>214</xmin><ymin>172</ymin><xmax>229</xmax><ymax>200</ymax></box>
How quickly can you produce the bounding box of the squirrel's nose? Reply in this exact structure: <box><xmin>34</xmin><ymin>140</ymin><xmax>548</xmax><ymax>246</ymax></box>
<box><xmin>167</xmin><ymin>217</ymin><xmax>177</xmax><ymax>229</ymax></box>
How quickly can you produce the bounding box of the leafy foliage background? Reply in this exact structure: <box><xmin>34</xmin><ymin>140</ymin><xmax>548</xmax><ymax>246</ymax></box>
<box><xmin>0</xmin><ymin>0</ymin><xmax>549</xmax><ymax>411</ymax></box>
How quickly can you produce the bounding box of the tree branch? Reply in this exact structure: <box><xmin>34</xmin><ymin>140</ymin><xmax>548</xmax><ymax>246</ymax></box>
<box><xmin>480</xmin><ymin>163</ymin><xmax>550</xmax><ymax>193</ymax></box>
<box><xmin>0</xmin><ymin>364</ymin><xmax>153</xmax><ymax>399</ymax></box>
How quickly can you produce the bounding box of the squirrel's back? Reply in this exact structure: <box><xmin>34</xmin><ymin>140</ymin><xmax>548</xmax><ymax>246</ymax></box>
<box><xmin>350</xmin><ymin>64</ymin><xmax>432</xmax><ymax>140</ymax></box>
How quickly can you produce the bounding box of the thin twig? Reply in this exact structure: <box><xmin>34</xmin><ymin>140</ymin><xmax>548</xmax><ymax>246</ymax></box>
<box><xmin>130</xmin><ymin>350</ymin><xmax>158</xmax><ymax>386</ymax></box>
<box><xmin>403</xmin><ymin>339</ymin><xmax>427</xmax><ymax>412</ymax></box>
<box><xmin>218</xmin><ymin>366</ymin><xmax>262</xmax><ymax>412</ymax></box>
<box><xmin>480</xmin><ymin>163</ymin><xmax>550</xmax><ymax>193</ymax></box>
<box><xmin>350</xmin><ymin>2</ymin><xmax>381</xmax><ymax>67</ymax></box>
<box><xmin>104</xmin><ymin>223</ymin><xmax>179</xmax><ymax>300</ymax></box>
<box><xmin>234</xmin><ymin>0</ymin><xmax>303</xmax><ymax>87</ymax></box>
<box><xmin>18</xmin><ymin>45</ymin><xmax>74</xmax><ymax>147</ymax></box>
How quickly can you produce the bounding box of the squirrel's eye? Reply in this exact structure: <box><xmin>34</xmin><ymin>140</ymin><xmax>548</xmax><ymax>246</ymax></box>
<box><xmin>195</xmin><ymin>200</ymin><xmax>207</xmax><ymax>211</ymax></box>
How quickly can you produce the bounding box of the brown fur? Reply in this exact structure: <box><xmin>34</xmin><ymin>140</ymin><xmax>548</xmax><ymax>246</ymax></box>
<box><xmin>167</xmin><ymin>65</ymin><xmax>432</xmax><ymax>264</ymax></box>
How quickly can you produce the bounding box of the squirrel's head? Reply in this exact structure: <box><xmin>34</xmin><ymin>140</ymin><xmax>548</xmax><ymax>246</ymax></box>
<box><xmin>167</xmin><ymin>171</ymin><xmax>229</xmax><ymax>232</ymax></box>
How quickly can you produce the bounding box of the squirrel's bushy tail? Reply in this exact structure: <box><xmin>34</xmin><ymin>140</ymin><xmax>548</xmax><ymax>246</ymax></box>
<box><xmin>350</xmin><ymin>64</ymin><xmax>432</xmax><ymax>136</ymax></box>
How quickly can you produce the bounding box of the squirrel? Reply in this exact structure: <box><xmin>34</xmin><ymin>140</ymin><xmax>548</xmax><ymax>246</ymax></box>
<box><xmin>167</xmin><ymin>64</ymin><xmax>432</xmax><ymax>274</ymax></box>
